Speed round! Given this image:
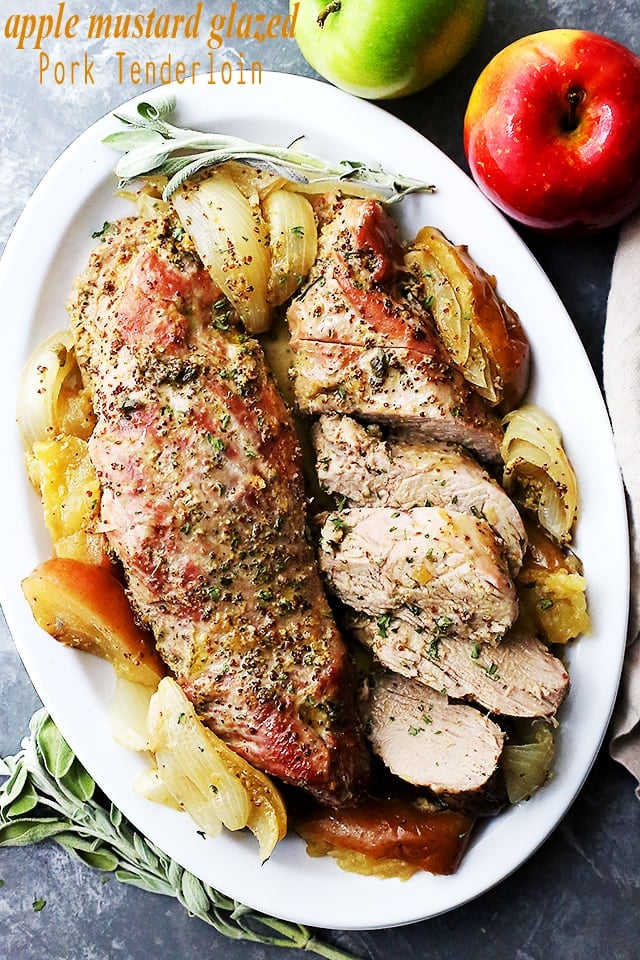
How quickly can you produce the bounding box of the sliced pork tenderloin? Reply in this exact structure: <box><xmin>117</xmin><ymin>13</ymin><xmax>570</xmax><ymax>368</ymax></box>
<box><xmin>350</xmin><ymin>615</ymin><xmax>569</xmax><ymax>719</ymax></box>
<box><xmin>313</xmin><ymin>414</ymin><xmax>526</xmax><ymax>574</ymax></box>
<box><xmin>364</xmin><ymin>672</ymin><xmax>506</xmax><ymax>814</ymax></box>
<box><xmin>318</xmin><ymin>506</ymin><xmax>518</xmax><ymax>646</ymax></box>
<box><xmin>287</xmin><ymin>198</ymin><xmax>504</xmax><ymax>464</ymax></box>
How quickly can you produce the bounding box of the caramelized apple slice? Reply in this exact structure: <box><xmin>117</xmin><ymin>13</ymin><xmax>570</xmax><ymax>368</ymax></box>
<box><xmin>296</xmin><ymin>798</ymin><xmax>474</xmax><ymax>877</ymax></box>
<box><xmin>21</xmin><ymin>558</ymin><xmax>164</xmax><ymax>686</ymax></box>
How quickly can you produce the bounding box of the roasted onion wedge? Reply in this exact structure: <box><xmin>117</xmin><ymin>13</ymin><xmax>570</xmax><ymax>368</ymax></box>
<box><xmin>147</xmin><ymin>678</ymin><xmax>287</xmax><ymax>861</ymax></box>
<box><xmin>172</xmin><ymin>171</ymin><xmax>272</xmax><ymax>333</ymax></box>
<box><xmin>501</xmin><ymin>405</ymin><xmax>578</xmax><ymax>544</ymax></box>
<box><xmin>17</xmin><ymin>329</ymin><xmax>94</xmax><ymax>449</ymax></box>
<box><xmin>502</xmin><ymin>720</ymin><xmax>555</xmax><ymax>804</ymax></box>
<box><xmin>263</xmin><ymin>189</ymin><xmax>317</xmax><ymax>306</ymax></box>
<box><xmin>405</xmin><ymin>226</ymin><xmax>530</xmax><ymax>410</ymax></box>
<box><xmin>27</xmin><ymin>435</ymin><xmax>108</xmax><ymax>566</ymax></box>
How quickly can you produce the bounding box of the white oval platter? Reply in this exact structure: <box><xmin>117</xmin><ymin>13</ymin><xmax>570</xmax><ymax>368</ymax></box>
<box><xmin>0</xmin><ymin>72</ymin><xmax>629</xmax><ymax>930</ymax></box>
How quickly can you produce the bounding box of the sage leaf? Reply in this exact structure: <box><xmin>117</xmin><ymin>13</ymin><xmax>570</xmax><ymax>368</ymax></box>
<box><xmin>104</xmin><ymin>93</ymin><xmax>434</xmax><ymax>205</ymax></box>
<box><xmin>60</xmin><ymin>759</ymin><xmax>95</xmax><ymax>802</ymax></box>
<box><xmin>109</xmin><ymin>803</ymin><xmax>122</xmax><ymax>829</ymax></box>
<box><xmin>180</xmin><ymin>871</ymin><xmax>211</xmax><ymax>916</ymax></box>
<box><xmin>114</xmin><ymin>868</ymin><xmax>171</xmax><ymax>897</ymax></box>
<box><xmin>71</xmin><ymin>847</ymin><xmax>121</xmax><ymax>872</ymax></box>
<box><xmin>102</xmin><ymin>128</ymin><xmax>168</xmax><ymax>151</ymax></box>
<box><xmin>1</xmin><ymin>711</ymin><xmax>362</xmax><ymax>960</ymax></box>
<box><xmin>5</xmin><ymin>782</ymin><xmax>39</xmax><ymax>818</ymax></box>
<box><xmin>0</xmin><ymin>819</ymin><xmax>70</xmax><ymax>845</ymax></box>
<box><xmin>0</xmin><ymin>763</ymin><xmax>28</xmax><ymax>809</ymax></box>
<box><xmin>37</xmin><ymin>715</ymin><xmax>75</xmax><ymax>779</ymax></box>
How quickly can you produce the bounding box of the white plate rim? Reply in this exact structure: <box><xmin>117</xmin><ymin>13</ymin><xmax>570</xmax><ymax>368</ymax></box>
<box><xmin>0</xmin><ymin>71</ymin><xmax>629</xmax><ymax>931</ymax></box>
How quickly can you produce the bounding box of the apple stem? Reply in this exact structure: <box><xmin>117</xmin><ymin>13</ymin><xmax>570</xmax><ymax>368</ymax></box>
<box><xmin>564</xmin><ymin>87</ymin><xmax>586</xmax><ymax>132</ymax></box>
<box><xmin>317</xmin><ymin>0</ymin><xmax>341</xmax><ymax>27</ymax></box>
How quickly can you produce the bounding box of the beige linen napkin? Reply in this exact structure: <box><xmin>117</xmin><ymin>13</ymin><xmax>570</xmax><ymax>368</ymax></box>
<box><xmin>604</xmin><ymin>207</ymin><xmax>640</xmax><ymax>794</ymax></box>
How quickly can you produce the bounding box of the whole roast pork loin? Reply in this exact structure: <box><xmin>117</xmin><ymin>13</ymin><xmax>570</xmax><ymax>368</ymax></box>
<box><xmin>67</xmin><ymin>215</ymin><xmax>370</xmax><ymax>806</ymax></box>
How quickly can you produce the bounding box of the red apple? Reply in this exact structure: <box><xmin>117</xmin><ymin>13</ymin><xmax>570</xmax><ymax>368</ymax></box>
<box><xmin>463</xmin><ymin>30</ymin><xmax>640</xmax><ymax>233</ymax></box>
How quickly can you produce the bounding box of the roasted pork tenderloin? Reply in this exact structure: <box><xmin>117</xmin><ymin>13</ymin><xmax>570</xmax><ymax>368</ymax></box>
<box><xmin>287</xmin><ymin>198</ymin><xmax>504</xmax><ymax>464</ymax></box>
<box><xmin>67</xmin><ymin>216</ymin><xmax>370</xmax><ymax>805</ymax></box>
<box><xmin>313</xmin><ymin>414</ymin><xmax>527</xmax><ymax>575</ymax></box>
<box><xmin>363</xmin><ymin>672</ymin><xmax>506</xmax><ymax>814</ymax></box>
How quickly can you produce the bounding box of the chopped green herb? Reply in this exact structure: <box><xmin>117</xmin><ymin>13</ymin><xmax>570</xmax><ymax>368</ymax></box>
<box><xmin>290</xmin><ymin>225</ymin><xmax>305</xmax><ymax>237</ymax></box>
<box><xmin>539</xmin><ymin>598</ymin><xmax>554</xmax><ymax>610</ymax></box>
<box><xmin>91</xmin><ymin>221</ymin><xmax>112</xmax><ymax>239</ymax></box>
<box><xmin>407</xmin><ymin>726</ymin><xmax>421</xmax><ymax>737</ymax></box>
<box><xmin>32</xmin><ymin>898</ymin><xmax>46</xmax><ymax>913</ymax></box>
<box><xmin>377</xmin><ymin>614</ymin><xmax>392</xmax><ymax>638</ymax></box>
<box><xmin>470</xmin><ymin>643</ymin><xmax>481</xmax><ymax>660</ymax></box>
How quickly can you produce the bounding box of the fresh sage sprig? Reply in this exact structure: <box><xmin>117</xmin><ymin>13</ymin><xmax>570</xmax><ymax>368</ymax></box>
<box><xmin>103</xmin><ymin>93</ymin><xmax>434</xmax><ymax>204</ymax></box>
<box><xmin>0</xmin><ymin>709</ymin><xmax>360</xmax><ymax>960</ymax></box>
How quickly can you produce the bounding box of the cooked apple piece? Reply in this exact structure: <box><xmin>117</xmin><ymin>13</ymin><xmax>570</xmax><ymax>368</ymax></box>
<box><xmin>516</xmin><ymin>520</ymin><xmax>590</xmax><ymax>644</ymax></box>
<box><xmin>27</xmin><ymin>435</ymin><xmax>109</xmax><ymax>566</ymax></box>
<box><xmin>405</xmin><ymin>226</ymin><xmax>530</xmax><ymax>410</ymax></box>
<box><xmin>296</xmin><ymin>797</ymin><xmax>474</xmax><ymax>877</ymax></box>
<box><xmin>21</xmin><ymin>558</ymin><xmax>164</xmax><ymax>686</ymax></box>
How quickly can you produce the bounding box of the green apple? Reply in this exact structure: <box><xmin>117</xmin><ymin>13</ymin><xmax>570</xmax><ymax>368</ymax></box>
<box><xmin>292</xmin><ymin>0</ymin><xmax>487</xmax><ymax>99</ymax></box>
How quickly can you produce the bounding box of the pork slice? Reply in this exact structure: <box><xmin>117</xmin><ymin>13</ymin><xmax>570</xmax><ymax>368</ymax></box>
<box><xmin>313</xmin><ymin>415</ymin><xmax>526</xmax><ymax>574</ymax></box>
<box><xmin>364</xmin><ymin>672</ymin><xmax>505</xmax><ymax>814</ymax></box>
<box><xmin>293</xmin><ymin>341</ymin><xmax>503</xmax><ymax>464</ymax></box>
<box><xmin>67</xmin><ymin>215</ymin><xmax>369</xmax><ymax>805</ymax></box>
<box><xmin>318</xmin><ymin>506</ymin><xmax>518</xmax><ymax>645</ymax></box>
<box><xmin>287</xmin><ymin>198</ymin><xmax>504</xmax><ymax>464</ymax></box>
<box><xmin>351</xmin><ymin>615</ymin><xmax>569</xmax><ymax>719</ymax></box>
